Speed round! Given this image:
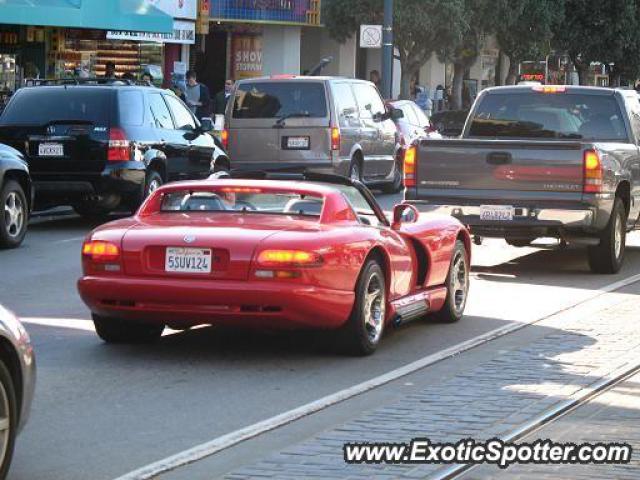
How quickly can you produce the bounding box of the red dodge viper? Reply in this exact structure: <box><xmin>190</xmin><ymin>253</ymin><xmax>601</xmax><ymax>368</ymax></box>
<box><xmin>77</xmin><ymin>173</ymin><xmax>471</xmax><ymax>355</ymax></box>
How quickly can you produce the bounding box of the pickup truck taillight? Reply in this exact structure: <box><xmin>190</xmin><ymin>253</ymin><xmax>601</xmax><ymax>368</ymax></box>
<box><xmin>108</xmin><ymin>128</ymin><xmax>131</xmax><ymax>162</ymax></box>
<box><xmin>404</xmin><ymin>146</ymin><xmax>417</xmax><ymax>187</ymax></box>
<box><xmin>331</xmin><ymin>127</ymin><xmax>341</xmax><ymax>151</ymax></box>
<box><xmin>583</xmin><ymin>149</ymin><xmax>603</xmax><ymax>193</ymax></box>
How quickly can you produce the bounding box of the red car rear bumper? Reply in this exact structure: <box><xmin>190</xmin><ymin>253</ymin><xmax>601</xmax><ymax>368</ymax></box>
<box><xmin>78</xmin><ymin>276</ymin><xmax>355</xmax><ymax>330</ymax></box>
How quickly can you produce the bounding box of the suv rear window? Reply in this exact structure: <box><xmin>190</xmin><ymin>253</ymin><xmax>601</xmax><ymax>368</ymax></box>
<box><xmin>469</xmin><ymin>92</ymin><xmax>628</xmax><ymax>141</ymax></box>
<box><xmin>0</xmin><ymin>88</ymin><xmax>111</xmax><ymax>125</ymax></box>
<box><xmin>232</xmin><ymin>81</ymin><xmax>327</xmax><ymax>119</ymax></box>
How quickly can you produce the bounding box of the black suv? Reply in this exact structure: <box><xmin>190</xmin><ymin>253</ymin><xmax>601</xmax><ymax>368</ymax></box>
<box><xmin>0</xmin><ymin>80</ymin><xmax>230</xmax><ymax>216</ymax></box>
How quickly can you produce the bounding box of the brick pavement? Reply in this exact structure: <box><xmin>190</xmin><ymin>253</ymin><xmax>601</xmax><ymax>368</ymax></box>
<box><xmin>224</xmin><ymin>293</ymin><xmax>640</xmax><ymax>480</ymax></box>
<box><xmin>463</xmin><ymin>371</ymin><xmax>640</xmax><ymax>479</ymax></box>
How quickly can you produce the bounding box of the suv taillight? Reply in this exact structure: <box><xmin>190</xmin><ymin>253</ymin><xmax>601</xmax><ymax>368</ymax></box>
<box><xmin>331</xmin><ymin>127</ymin><xmax>341</xmax><ymax>151</ymax></box>
<box><xmin>583</xmin><ymin>149</ymin><xmax>603</xmax><ymax>193</ymax></box>
<box><xmin>404</xmin><ymin>146</ymin><xmax>417</xmax><ymax>187</ymax></box>
<box><xmin>108</xmin><ymin>128</ymin><xmax>131</xmax><ymax>162</ymax></box>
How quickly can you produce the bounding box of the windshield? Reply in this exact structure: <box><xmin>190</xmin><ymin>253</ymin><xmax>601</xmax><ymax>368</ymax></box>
<box><xmin>232</xmin><ymin>81</ymin><xmax>327</xmax><ymax>119</ymax></box>
<box><xmin>160</xmin><ymin>188</ymin><xmax>324</xmax><ymax>217</ymax></box>
<box><xmin>469</xmin><ymin>92</ymin><xmax>628</xmax><ymax>141</ymax></box>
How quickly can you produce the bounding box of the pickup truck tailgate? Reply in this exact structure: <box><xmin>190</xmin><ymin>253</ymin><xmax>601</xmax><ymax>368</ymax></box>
<box><xmin>413</xmin><ymin>139</ymin><xmax>584</xmax><ymax>197</ymax></box>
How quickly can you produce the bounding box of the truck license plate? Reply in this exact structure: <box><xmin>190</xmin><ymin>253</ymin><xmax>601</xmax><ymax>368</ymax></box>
<box><xmin>480</xmin><ymin>205</ymin><xmax>515</xmax><ymax>221</ymax></box>
<box><xmin>38</xmin><ymin>143</ymin><xmax>64</xmax><ymax>157</ymax></box>
<box><xmin>165</xmin><ymin>247</ymin><xmax>212</xmax><ymax>274</ymax></box>
<box><xmin>285</xmin><ymin>136</ymin><xmax>310</xmax><ymax>149</ymax></box>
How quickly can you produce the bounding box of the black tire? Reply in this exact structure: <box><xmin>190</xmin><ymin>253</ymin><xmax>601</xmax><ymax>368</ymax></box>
<box><xmin>144</xmin><ymin>169</ymin><xmax>164</xmax><ymax>199</ymax></box>
<box><xmin>339</xmin><ymin>259</ymin><xmax>386</xmax><ymax>356</ymax></box>
<box><xmin>93</xmin><ymin>314</ymin><xmax>164</xmax><ymax>344</ymax></box>
<box><xmin>348</xmin><ymin>157</ymin><xmax>362</xmax><ymax>182</ymax></box>
<box><xmin>0</xmin><ymin>360</ymin><xmax>18</xmax><ymax>480</ymax></box>
<box><xmin>0</xmin><ymin>180</ymin><xmax>28</xmax><ymax>249</ymax></box>
<box><xmin>213</xmin><ymin>158</ymin><xmax>230</xmax><ymax>174</ymax></box>
<box><xmin>588</xmin><ymin>197</ymin><xmax>627</xmax><ymax>274</ymax></box>
<box><xmin>381</xmin><ymin>160</ymin><xmax>403</xmax><ymax>194</ymax></box>
<box><xmin>432</xmin><ymin>240</ymin><xmax>469</xmax><ymax>323</ymax></box>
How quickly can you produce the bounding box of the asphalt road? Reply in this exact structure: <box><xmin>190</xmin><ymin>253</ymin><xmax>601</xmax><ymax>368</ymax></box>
<box><xmin>1</xmin><ymin>194</ymin><xmax>639</xmax><ymax>480</ymax></box>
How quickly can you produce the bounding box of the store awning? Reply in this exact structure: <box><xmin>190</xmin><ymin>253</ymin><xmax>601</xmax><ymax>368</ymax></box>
<box><xmin>0</xmin><ymin>0</ymin><xmax>173</xmax><ymax>34</ymax></box>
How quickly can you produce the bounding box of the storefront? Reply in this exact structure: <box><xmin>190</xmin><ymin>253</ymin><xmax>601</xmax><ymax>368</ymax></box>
<box><xmin>0</xmin><ymin>0</ymin><xmax>173</xmax><ymax>91</ymax></box>
<box><xmin>195</xmin><ymin>0</ymin><xmax>321</xmax><ymax>97</ymax></box>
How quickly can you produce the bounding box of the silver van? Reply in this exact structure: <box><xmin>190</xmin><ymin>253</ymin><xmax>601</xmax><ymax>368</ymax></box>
<box><xmin>224</xmin><ymin>76</ymin><xmax>402</xmax><ymax>193</ymax></box>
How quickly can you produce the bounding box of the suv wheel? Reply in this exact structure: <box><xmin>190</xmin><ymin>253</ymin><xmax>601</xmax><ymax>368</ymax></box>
<box><xmin>0</xmin><ymin>180</ymin><xmax>28</xmax><ymax>249</ymax></box>
<box><xmin>349</xmin><ymin>158</ymin><xmax>362</xmax><ymax>182</ymax></box>
<box><xmin>381</xmin><ymin>160</ymin><xmax>403</xmax><ymax>194</ymax></box>
<box><xmin>145</xmin><ymin>169</ymin><xmax>163</xmax><ymax>198</ymax></box>
<box><xmin>588</xmin><ymin>197</ymin><xmax>627</xmax><ymax>274</ymax></box>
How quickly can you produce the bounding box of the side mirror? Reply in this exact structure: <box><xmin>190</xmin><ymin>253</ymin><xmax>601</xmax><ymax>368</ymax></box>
<box><xmin>199</xmin><ymin>117</ymin><xmax>214</xmax><ymax>133</ymax></box>
<box><xmin>392</xmin><ymin>203</ymin><xmax>419</xmax><ymax>229</ymax></box>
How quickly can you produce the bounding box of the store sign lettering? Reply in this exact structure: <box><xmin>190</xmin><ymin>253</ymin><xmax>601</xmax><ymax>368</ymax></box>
<box><xmin>235</xmin><ymin>50</ymin><xmax>262</xmax><ymax>72</ymax></box>
<box><xmin>107</xmin><ymin>20</ymin><xmax>195</xmax><ymax>44</ymax></box>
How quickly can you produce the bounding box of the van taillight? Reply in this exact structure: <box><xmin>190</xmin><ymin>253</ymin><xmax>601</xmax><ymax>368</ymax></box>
<box><xmin>331</xmin><ymin>127</ymin><xmax>341</xmax><ymax>151</ymax></box>
<box><xmin>221</xmin><ymin>128</ymin><xmax>229</xmax><ymax>150</ymax></box>
<box><xmin>583</xmin><ymin>149</ymin><xmax>603</xmax><ymax>193</ymax></box>
<box><xmin>404</xmin><ymin>146</ymin><xmax>417</xmax><ymax>187</ymax></box>
<box><xmin>108</xmin><ymin>128</ymin><xmax>131</xmax><ymax>162</ymax></box>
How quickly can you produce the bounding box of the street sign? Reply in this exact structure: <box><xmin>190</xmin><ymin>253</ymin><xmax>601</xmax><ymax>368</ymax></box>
<box><xmin>360</xmin><ymin>25</ymin><xmax>382</xmax><ymax>49</ymax></box>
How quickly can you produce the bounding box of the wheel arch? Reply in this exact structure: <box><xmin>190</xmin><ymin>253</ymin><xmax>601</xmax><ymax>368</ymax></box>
<box><xmin>616</xmin><ymin>180</ymin><xmax>631</xmax><ymax>216</ymax></box>
<box><xmin>143</xmin><ymin>150</ymin><xmax>168</xmax><ymax>180</ymax></box>
<box><xmin>0</xmin><ymin>338</ymin><xmax>22</xmax><ymax>425</ymax></box>
<box><xmin>456</xmin><ymin>227</ymin><xmax>472</xmax><ymax>263</ymax></box>
<box><xmin>2</xmin><ymin>169</ymin><xmax>32</xmax><ymax>212</ymax></box>
<box><xmin>364</xmin><ymin>246</ymin><xmax>392</xmax><ymax>296</ymax></box>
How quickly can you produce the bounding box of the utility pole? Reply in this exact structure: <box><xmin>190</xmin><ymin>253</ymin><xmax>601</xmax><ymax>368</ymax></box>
<box><xmin>381</xmin><ymin>0</ymin><xmax>393</xmax><ymax>99</ymax></box>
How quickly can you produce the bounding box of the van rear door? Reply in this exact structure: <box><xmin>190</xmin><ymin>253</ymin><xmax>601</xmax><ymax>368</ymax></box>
<box><xmin>228</xmin><ymin>80</ymin><xmax>331</xmax><ymax>171</ymax></box>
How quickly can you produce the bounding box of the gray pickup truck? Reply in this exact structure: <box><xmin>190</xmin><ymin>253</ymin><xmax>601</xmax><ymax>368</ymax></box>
<box><xmin>405</xmin><ymin>85</ymin><xmax>640</xmax><ymax>274</ymax></box>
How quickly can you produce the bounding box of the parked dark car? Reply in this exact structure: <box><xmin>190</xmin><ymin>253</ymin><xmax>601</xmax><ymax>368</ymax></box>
<box><xmin>0</xmin><ymin>80</ymin><xmax>230</xmax><ymax>216</ymax></box>
<box><xmin>429</xmin><ymin>109</ymin><xmax>470</xmax><ymax>137</ymax></box>
<box><xmin>0</xmin><ymin>143</ymin><xmax>31</xmax><ymax>248</ymax></box>
<box><xmin>0</xmin><ymin>304</ymin><xmax>36</xmax><ymax>479</ymax></box>
<box><xmin>406</xmin><ymin>85</ymin><xmax>640</xmax><ymax>274</ymax></box>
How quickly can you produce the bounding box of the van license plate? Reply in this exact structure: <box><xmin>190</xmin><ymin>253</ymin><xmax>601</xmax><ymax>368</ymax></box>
<box><xmin>165</xmin><ymin>247</ymin><xmax>212</xmax><ymax>274</ymax></box>
<box><xmin>480</xmin><ymin>205</ymin><xmax>514</xmax><ymax>221</ymax></box>
<box><xmin>38</xmin><ymin>143</ymin><xmax>64</xmax><ymax>157</ymax></box>
<box><xmin>285</xmin><ymin>136</ymin><xmax>310</xmax><ymax>149</ymax></box>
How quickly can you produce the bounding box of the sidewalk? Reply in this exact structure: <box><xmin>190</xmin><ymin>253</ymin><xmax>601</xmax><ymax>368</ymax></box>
<box><xmin>463</xmin><ymin>371</ymin><xmax>640</xmax><ymax>479</ymax></box>
<box><xmin>222</xmin><ymin>284</ymin><xmax>640</xmax><ymax>479</ymax></box>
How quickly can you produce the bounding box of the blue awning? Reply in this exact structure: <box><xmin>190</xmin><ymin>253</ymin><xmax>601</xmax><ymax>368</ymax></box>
<box><xmin>0</xmin><ymin>0</ymin><xmax>173</xmax><ymax>33</ymax></box>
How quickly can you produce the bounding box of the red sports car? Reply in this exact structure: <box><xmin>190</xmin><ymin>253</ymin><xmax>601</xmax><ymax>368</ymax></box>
<box><xmin>77</xmin><ymin>173</ymin><xmax>471</xmax><ymax>355</ymax></box>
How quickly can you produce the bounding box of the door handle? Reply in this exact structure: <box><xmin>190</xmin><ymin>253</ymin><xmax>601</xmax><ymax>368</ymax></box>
<box><xmin>486</xmin><ymin>152</ymin><xmax>512</xmax><ymax>165</ymax></box>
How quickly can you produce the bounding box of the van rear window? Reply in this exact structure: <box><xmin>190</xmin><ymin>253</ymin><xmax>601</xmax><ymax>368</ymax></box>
<box><xmin>232</xmin><ymin>82</ymin><xmax>327</xmax><ymax>119</ymax></box>
<box><xmin>0</xmin><ymin>88</ymin><xmax>111</xmax><ymax>125</ymax></box>
<box><xmin>469</xmin><ymin>92</ymin><xmax>628</xmax><ymax>141</ymax></box>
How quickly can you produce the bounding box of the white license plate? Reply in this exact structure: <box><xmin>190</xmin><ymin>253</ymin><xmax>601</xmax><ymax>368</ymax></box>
<box><xmin>480</xmin><ymin>205</ymin><xmax>515</xmax><ymax>221</ymax></box>
<box><xmin>165</xmin><ymin>247</ymin><xmax>212</xmax><ymax>274</ymax></box>
<box><xmin>38</xmin><ymin>143</ymin><xmax>64</xmax><ymax>157</ymax></box>
<box><xmin>286</xmin><ymin>136</ymin><xmax>309</xmax><ymax>149</ymax></box>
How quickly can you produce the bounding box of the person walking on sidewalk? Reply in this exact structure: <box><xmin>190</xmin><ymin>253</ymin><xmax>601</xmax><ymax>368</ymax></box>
<box><xmin>185</xmin><ymin>70</ymin><xmax>211</xmax><ymax>121</ymax></box>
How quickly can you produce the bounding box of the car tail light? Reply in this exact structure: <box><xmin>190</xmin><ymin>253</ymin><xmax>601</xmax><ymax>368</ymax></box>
<box><xmin>404</xmin><ymin>146</ymin><xmax>417</xmax><ymax>188</ymax></box>
<box><xmin>256</xmin><ymin>250</ymin><xmax>323</xmax><ymax>268</ymax></box>
<box><xmin>331</xmin><ymin>127</ymin><xmax>341</xmax><ymax>151</ymax></box>
<box><xmin>108</xmin><ymin>128</ymin><xmax>131</xmax><ymax>162</ymax></box>
<box><xmin>82</xmin><ymin>240</ymin><xmax>121</xmax><ymax>263</ymax></box>
<box><xmin>584</xmin><ymin>149</ymin><xmax>603</xmax><ymax>193</ymax></box>
<box><xmin>221</xmin><ymin>128</ymin><xmax>229</xmax><ymax>150</ymax></box>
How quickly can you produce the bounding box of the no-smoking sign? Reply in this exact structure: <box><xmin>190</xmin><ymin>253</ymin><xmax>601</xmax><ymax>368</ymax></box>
<box><xmin>360</xmin><ymin>25</ymin><xmax>382</xmax><ymax>48</ymax></box>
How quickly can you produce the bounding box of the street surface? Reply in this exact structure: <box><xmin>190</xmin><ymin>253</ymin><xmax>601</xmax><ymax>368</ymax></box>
<box><xmin>2</xmin><ymin>192</ymin><xmax>640</xmax><ymax>480</ymax></box>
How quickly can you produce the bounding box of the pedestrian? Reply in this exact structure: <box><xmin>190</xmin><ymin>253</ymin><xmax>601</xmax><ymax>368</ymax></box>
<box><xmin>121</xmin><ymin>72</ymin><xmax>135</xmax><ymax>82</ymax></box>
<box><xmin>104</xmin><ymin>61</ymin><xmax>116</xmax><ymax>79</ymax></box>
<box><xmin>369</xmin><ymin>70</ymin><xmax>381</xmax><ymax>89</ymax></box>
<box><xmin>141</xmin><ymin>72</ymin><xmax>154</xmax><ymax>86</ymax></box>
<box><xmin>214</xmin><ymin>79</ymin><xmax>234</xmax><ymax>115</ymax></box>
<box><xmin>184</xmin><ymin>70</ymin><xmax>211</xmax><ymax>121</ymax></box>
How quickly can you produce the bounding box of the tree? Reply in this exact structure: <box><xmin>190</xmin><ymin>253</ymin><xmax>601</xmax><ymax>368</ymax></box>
<box><xmin>437</xmin><ymin>0</ymin><xmax>494</xmax><ymax>109</ymax></box>
<box><xmin>324</xmin><ymin>0</ymin><xmax>467</xmax><ymax>98</ymax></box>
<box><xmin>492</xmin><ymin>0</ymin><xmax>564</xmax><ymax>84</ymax></box>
